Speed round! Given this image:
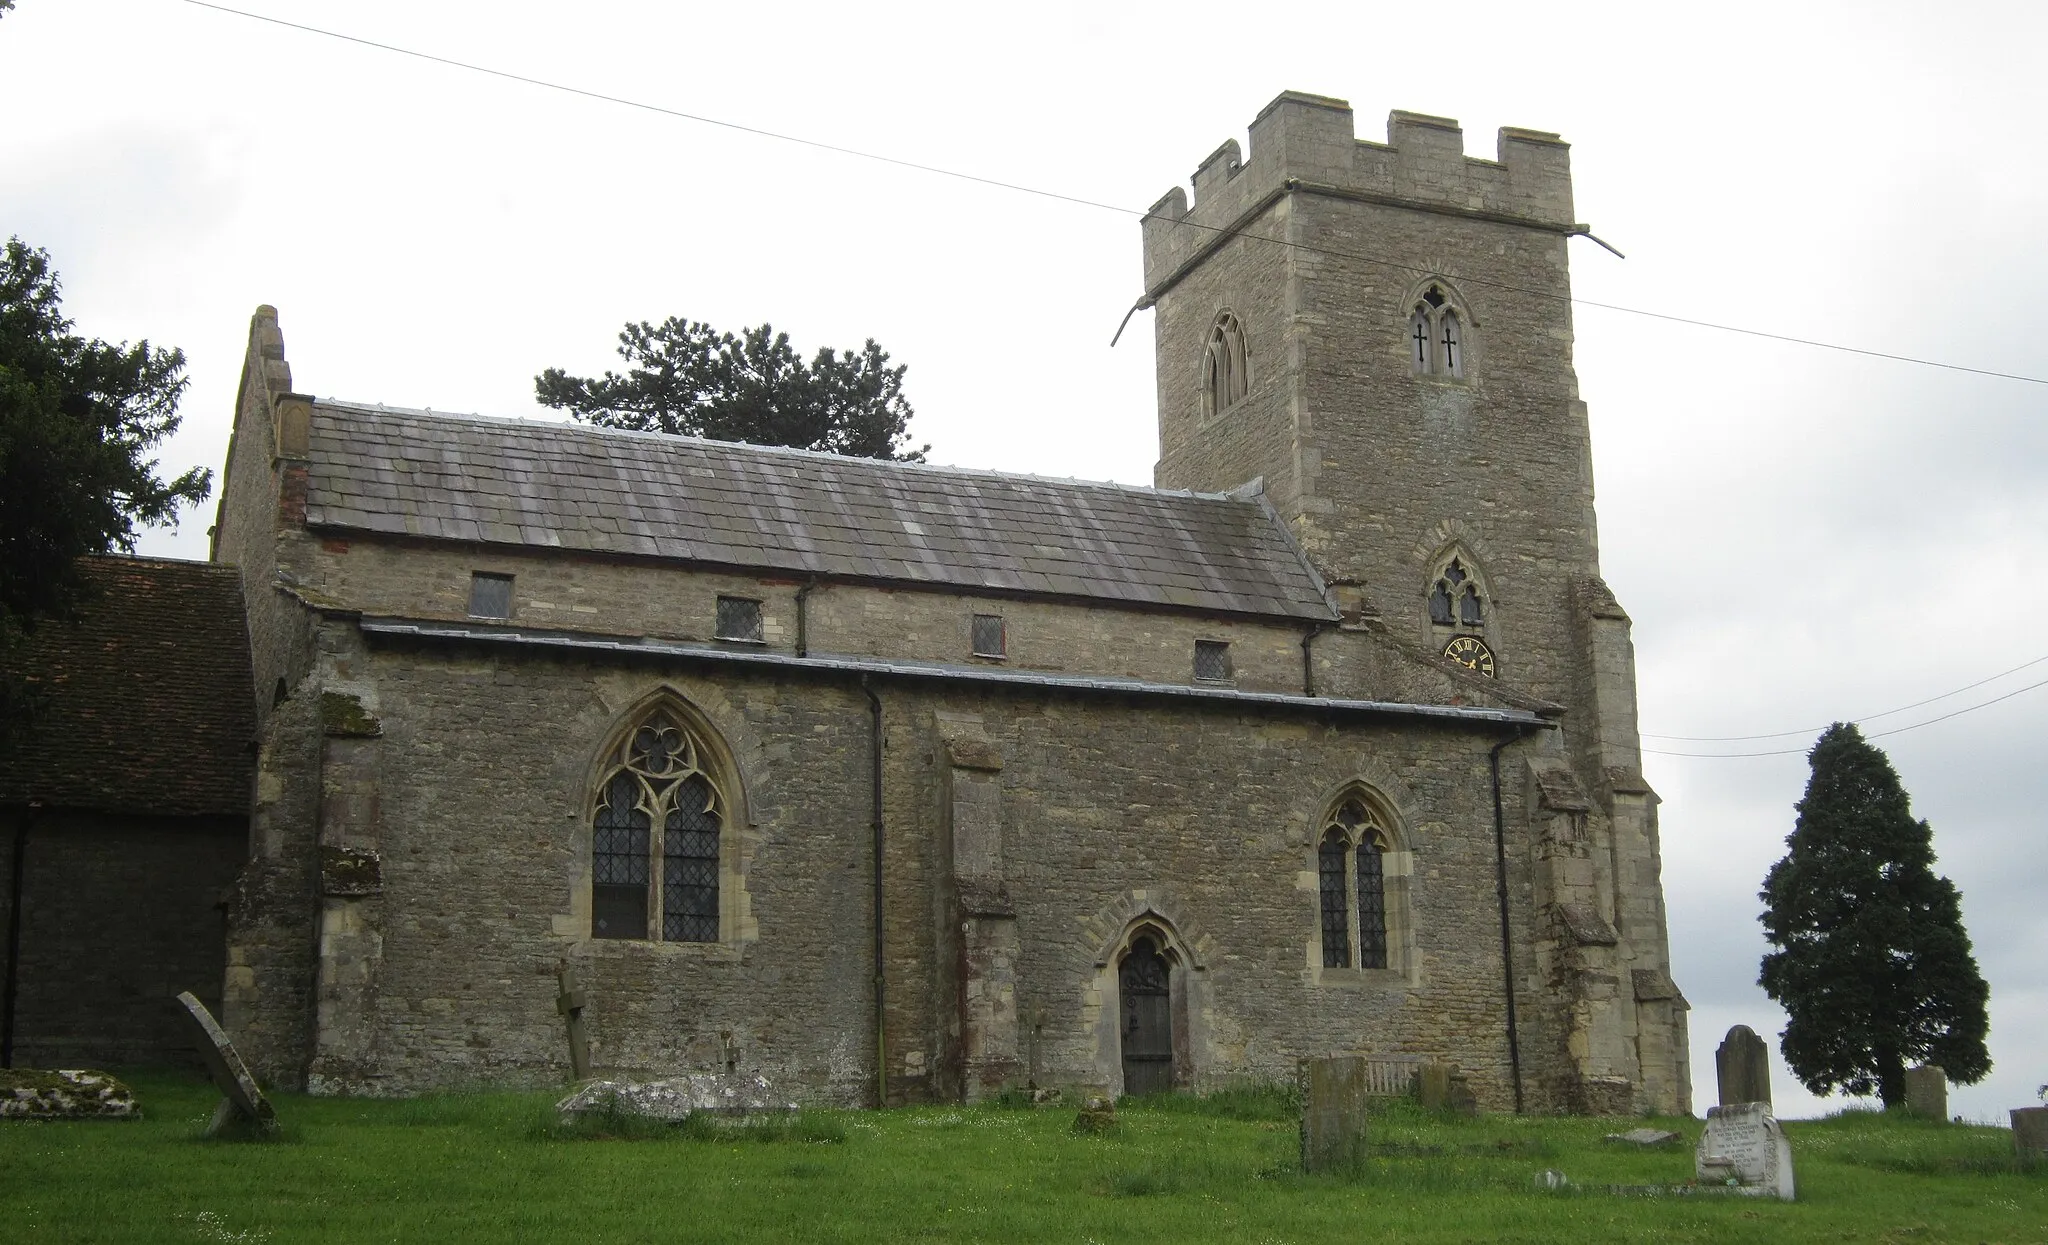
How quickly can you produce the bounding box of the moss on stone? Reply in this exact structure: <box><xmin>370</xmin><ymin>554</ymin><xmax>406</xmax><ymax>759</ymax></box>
<box><xmin>320</xmin><ymin>692</ymin><xmax>382</xmax><ymax>738</ymax></box>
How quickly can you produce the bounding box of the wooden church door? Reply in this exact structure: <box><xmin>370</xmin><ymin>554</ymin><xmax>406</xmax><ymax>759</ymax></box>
<box><xmin>1119</xmin><ymin>936</ymin><xmax>1173</xmax><ymax>1096</ymax></box>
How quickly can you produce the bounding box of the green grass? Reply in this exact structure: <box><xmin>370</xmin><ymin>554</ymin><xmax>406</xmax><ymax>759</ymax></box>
<box><xmin>0</xmin><ymin>1069</ymin><xmax>2042</xmax><ymax>1243</ymax></box>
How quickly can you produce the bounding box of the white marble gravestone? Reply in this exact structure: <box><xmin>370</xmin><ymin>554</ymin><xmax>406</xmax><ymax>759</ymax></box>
<box><xmin>1696</xmin><ymin>1102</ymin><xmax>1794</xmax><ymax>1200</ymax></box>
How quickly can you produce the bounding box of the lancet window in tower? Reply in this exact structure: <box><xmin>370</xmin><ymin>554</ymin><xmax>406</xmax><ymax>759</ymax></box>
<box><xmin>1408</xmin><ymin>283</ymin><xmax>1470</xmax><ymax>379</ymax></box>
<box><xmin>1202</xmin><ymin>312</ymin><xmax>1249</xmax><ymax>417</ymax></box>
<box><xmin>591</xmin><ymin>708</ymin><xmax>726</xmax><ymax>942</ymax></box>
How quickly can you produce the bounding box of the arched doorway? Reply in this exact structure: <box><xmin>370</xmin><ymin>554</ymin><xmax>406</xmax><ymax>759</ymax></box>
<box><xmin>1119</xmin><ymin>935</ymin><xmax>1173</xmax><ymax>1096</ymax></box>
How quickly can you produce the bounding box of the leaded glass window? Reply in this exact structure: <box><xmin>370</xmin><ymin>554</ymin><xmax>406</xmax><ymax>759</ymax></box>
<box><xmin>716</xmin><ymin>596</ymin><xmax>764</xmax><ymax>643</ymax></box>
<box><xmin>591</xmin><ymin>709</ymin><xmax>725</xmax><ymax>942</ymax></box>
<box><xmin>469</xmin><ymin>572</ymin><xmax>513</xmax><ymax>620</ymax></box>
<box><xmin>1356</xmin><ymin>838</ymin><xmax>1388</xmax><ymax>970</ymax></box>
<box><xmin>1319</xmin><ymin>831</ymin><xmax>1351</xmax><ymax>968</ymax></box>
<box><xmin>971</xmin><ymin>614</ymin><xmax>1007</xmax><ymax>659</ymax></box>
<box><xmin>1193</xmin><ymin>640</ymin><xmax>1232</xmax><ymax>683</ymax></box>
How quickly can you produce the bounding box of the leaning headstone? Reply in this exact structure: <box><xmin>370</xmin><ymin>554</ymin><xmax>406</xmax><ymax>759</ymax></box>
<box><xmin>1696</xmin><ymin>1102</ymin><xmax>1795</xmax><ymax>1200</ymax></box>
<box><xmin>2011</xmin><ymin>1106</ymin><xmax>2048</xmax><ymax>1157</ymax></box>
<box><xmin>1299</xmin><ymin>1056</ymin><xmax>1371</xmax><ymax>1172</ymax></box>
<box><xmin>1903</xmin><ymin>1065</ymin><xmax>1947</xmax><ymax>1121</ymax></box>
<box><xmin>1716</xmin><ymin>1025</ymin><xmax>1772</xmax><ymax>1108</ymax></box>
<box><xmin>173</xmin><ymin>991</ymin><xmax>277</xmax><ymax>1136</ymax></box>
<box><xmin>0</xmin><ymin>1070</ymin><xmax>139</xmax><ymax>1120</ymax></box>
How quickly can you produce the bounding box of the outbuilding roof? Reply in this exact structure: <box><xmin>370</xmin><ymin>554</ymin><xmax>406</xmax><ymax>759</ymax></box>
<box><xmin>0</xmin><ymin>557</ymin><xmax>255</xmax><ymax>818</ymax></box>
<box><xmin>302</xmin><ymin>403</ymin><xmax>1337</xmax><ymax>621</ymax></box>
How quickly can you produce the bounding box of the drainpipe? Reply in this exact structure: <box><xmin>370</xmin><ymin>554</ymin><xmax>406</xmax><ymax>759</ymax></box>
<box><xmin>1489</xmin><ymin>729</ymin><xmax>1530</xmax><ymax>1114</ymax></box>
<box><xmin>1299</xmin><ymin>622</ymin><xmax>1333</xmax><ymax>697</ymax></box>
<box><xmin>861</xmin><ymin>676</ymin><xmax>886</xmax><ymax>1108</ymax></box>
<box><xmin>795</xmin><ymin>580</ymin><xmax>818</xmax><ymax>658</ymax></box>
<box><xmin>2</xmin><ymin>804</ymin><xmax>39</xmax><ymax>1068</ymax></box>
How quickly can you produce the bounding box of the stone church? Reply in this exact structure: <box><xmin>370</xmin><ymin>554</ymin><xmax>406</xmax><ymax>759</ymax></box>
<box><xmin>202</xmin><ymin>90</ymin><xmax>1688</xmax><ymax>1113</ymax></box>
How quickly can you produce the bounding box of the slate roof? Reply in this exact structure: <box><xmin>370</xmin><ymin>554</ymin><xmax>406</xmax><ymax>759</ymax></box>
<box><xmin>0</xmin><ymin>557</ymin><xmax>255</xmax><ymax>818</ymax></box>
<box><xmin>303</xmin><ymin>403</ymin><xmax>1337</xmax><ymax>621</ymax></box>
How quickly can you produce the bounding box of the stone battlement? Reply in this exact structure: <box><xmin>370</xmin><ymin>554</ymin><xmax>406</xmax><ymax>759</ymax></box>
<box><xmin>1141</xmin><ymin>91</ymin><xmax>1574</xmax><ymax>291</ymax></box>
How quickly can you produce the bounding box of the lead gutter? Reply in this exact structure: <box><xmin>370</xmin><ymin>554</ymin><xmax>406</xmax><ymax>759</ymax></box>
<box><xmin>357</xmin><ymin>617</ymin><xmax>1550</xmax><ymax>730</ymax></box>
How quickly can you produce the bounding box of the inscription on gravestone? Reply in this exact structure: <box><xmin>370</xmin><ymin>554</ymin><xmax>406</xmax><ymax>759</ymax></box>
<box><xmin>1696</xmin><ymin>1102</ymin><xmax>1794</xmax><ymax>1200</ymax></box>
<box><xmin>173</xmin><ymin>991</ymin><xmax>277</xmax><ymax>1137</ymax></box>
<box><xmin>1299</xmin><ymin>1056</ymin><xmax>1370</xmax><ymax>1172</ymax></box>
<box><xmin>1716</xmin><ymin>1024</ymin><xmax>1772</xmax><ymax>1108</ymax></box>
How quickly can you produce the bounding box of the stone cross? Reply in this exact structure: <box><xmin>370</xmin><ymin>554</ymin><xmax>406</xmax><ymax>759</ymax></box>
<box><xmin>556</xmin><ymin>961</ymin><xmax>591</xmax><ymax>1082</ymax></box>
<box><xmin>1903</xmin><ymin>1064</ymin><xmax>1947</xmax><ymax>1120</ymax></box>
<box><xmin>1299</xmin><ymin>1056</ymin><xmax>1370</xmax><ymax>1172</ymax></box>
<box><xmin>173</xmin><ymin>991</ymin><xmax>277</xmax><ymax>1137</ymax></box>
<box><xmin>1716</xmin><ymin>1024</ymin><xmax>1772</xmax><ymax>1107</ymax></box>
<box><xmin>1696</xmin><ymin>1101</ymin><xmax>1795</xmax><ymax>1200</ymax></box>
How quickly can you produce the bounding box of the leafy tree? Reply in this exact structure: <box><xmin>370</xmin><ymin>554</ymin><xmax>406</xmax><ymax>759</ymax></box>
<box><xmin>536</xmin><ymin>317</ymin><xmax>926</xmax><ymax>461</ymax></box>
<box><xmin>0</xmin><ymin>238</ymin><xmax>211</xmax><ymax>743</ymax></box>
<box><xmin>1758</xmin><ymin>722</ymin><xmax>1991</xmax><ymax>1106</ymax></box>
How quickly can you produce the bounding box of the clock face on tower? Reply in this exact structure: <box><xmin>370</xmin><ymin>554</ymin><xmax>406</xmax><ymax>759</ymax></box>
<box><xmin>1443</xmin><ymin>635</ymin><xmax>1496</xmax><ymax>678</ymax></box>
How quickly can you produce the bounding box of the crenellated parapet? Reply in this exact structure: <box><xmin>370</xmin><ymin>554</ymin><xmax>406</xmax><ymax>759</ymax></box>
<box><xmin>1141</xmin><ymin>91</ymin><xmax>1575</xmax><ymax>292</ymax></box>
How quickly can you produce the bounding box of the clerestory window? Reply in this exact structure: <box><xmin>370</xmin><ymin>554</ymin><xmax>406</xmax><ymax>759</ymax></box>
<box><xmin>592</xmin><ymin>708</ymin><xmax>727</xmax><ymax>942</ymax></box>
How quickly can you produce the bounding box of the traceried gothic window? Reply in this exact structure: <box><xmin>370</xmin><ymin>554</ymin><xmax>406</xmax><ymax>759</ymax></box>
<box><xmin>1429</xmin><ymin>559</ymin><xmax>1485</xmax><ymax>628</ymax></box>
<box><xmin>1408</xmin><ymin>283</ymin><xmax>1470</xmax><ymax>380</ymax></box>
<box><xmin>591</xmin><ymin>709</ymin><xmax>726</xmax><ymax>942</ymax></box>
<box><xmin>1316</xmin><ymin>796</ymin><xmax>1397</xmax><ymax>972</ymax></box>
<box><xmin>1202</xmin><ymin>312</ymin><xmax>1249</xmax><ymax>418</ymax></box>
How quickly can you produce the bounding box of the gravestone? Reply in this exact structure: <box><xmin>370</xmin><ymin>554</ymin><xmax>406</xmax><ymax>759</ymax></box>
<box><xmin>556</xmin><ymin>961</ymin><xmax>591</xmax><ymax>1082</ymax></box>
<box><xmin>555</xmin><ymin>1072</ymin><xmax>796</xmax><ymax>1124</ymax></box>
<box><xmin>1417</xmin><ymin>1059</ymin><xmax>1452</xmax><ymax>1110</ymax></box>
<box><xmin>1605</xmin><ymin>1127</ymin><xmax>1680</xmax><ymax>1147</ymax></box>
<box><xmin>1716</xmin><ymin>1025</ymin><xmax>1772</xmax><ymax>1108</ymax></box>
<box><xmin>173</xmin><ymin>991</ymin><xmax>277</xmax><ymax>1136</ymax></box>
<box><xmin>0</xmin><ymin>1069</ymin><xmax>139</xmax><ymax>1119</ymax></box>
<box><xmin>1696</xmin><ymin>1102</ymin><xmax>1795</xmax><ymax>1200</ymax></box>
<box><xmin>1299</xmin><ymin>1056</ymin><xmax>1371</xmax><ymax>1172</ymax></box>
<box><xmin>1903</xmin><ymin>1065</ymin><xmax>1947</xmax><ymax>1121</ymax></box>
<box><xmin>2010</xmin><ymin>1106</ymin><xmax>2048</xmax><ymax>1157</ymax></box>
<box><xmin>1072</xmin><ymin>1094</ymin><xmax>1118</xmax><ymax>1135</ymax></box>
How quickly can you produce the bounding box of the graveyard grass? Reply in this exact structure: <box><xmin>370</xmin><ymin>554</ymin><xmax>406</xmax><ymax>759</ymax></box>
<box><xmin>2</xmin><ymin>1071</ymin><xmax>2043</xmax><ymax>1243</ymax></box>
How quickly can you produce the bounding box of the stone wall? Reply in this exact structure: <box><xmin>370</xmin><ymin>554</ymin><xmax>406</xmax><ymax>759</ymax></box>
<box><xmin>0</xmin><ymin>811</ymin><xmax>242</xmax><ymax>1067</ymax></box>
<box><xmin>265</xmin><ymin>620</ymin><xmax>1559</xmax><ymax>1109</ymax></box>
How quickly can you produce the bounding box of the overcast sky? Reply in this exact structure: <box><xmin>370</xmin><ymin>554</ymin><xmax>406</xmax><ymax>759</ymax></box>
<box><xmin>5</xmin><ymin>0</ymin><xmax>2042</xmax><ymax>1121</ymax></box>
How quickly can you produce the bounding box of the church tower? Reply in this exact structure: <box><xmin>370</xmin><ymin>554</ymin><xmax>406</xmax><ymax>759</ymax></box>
<box><xmin>1143</xmin><ymin>92</ymin><xmax>1690</xmax><ymax>1114</ymax></box>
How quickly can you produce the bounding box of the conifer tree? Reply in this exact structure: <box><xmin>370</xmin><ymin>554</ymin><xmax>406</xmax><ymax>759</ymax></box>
<box><xmin>1759</xmin><ymin>723</ymin><xmax>1991</xmax><ymax>1106</ymax></box>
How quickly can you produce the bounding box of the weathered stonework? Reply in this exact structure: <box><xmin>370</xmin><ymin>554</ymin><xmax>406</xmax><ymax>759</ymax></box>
<box><xmin>198</xmin><ymin>91</ymin><xmax>1685</xmax><ymax>1115</ymax></box>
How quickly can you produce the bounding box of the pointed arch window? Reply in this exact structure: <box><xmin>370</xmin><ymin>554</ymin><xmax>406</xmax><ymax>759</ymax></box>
<box><xmin>1202</xmin><ymin>312</ymin><xmax>1249</xmax><ymax>417</ymax></box>
<box><xmin>1316</xmin><ymin>797</ymin><xmax>1397</xmax><ymax>972</ymax></box>
<box><xmin>1408</xmin><ymin>283</ymin><xmax>1472</xmax><ymax>380</ymax></box>
<box><xmin>592</xmin><ymin>708</ymin><xmax>727</xmax><ymax>942</ymax></box>
<box><xmin>1429</xmin><ymin>558</ymin><xmax>1485</xmax><ymax>628</ymax></box>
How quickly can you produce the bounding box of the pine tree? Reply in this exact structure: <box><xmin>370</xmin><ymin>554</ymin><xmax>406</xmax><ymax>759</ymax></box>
<box><xmin>1758</xmin><ymin>723</ymin><xmax>1991</xmax><ymax>1106</ymax></box>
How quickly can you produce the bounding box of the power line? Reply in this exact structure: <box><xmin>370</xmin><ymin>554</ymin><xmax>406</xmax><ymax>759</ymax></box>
<box><xmin>1643</xmin><ymin>651</ymin><xmax>2048</xmax><ymax>742</ymax></box>
<box><xmin>176</xmin><ymin>0</ymin><xmax>2048</xmax><ymax>389</ymax></box>
<box><xmin>1633</xmin><ymin>672</ymin><xmax>2048</xmax><ymax>759</ymax></box>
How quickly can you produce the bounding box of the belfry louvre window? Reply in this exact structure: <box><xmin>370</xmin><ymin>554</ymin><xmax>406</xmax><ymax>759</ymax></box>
<box><xmin>1193</xmin><ymin>639</ymin><xmax>1232</xmax><ymax>683</ymax></box>
<box><xmin>1408</xmin><ymin>283</ymin><xmax>1468</xmax><ymax>380</ymax></box>
<box><xmin>1428</xmin><ymin>559</ymin><xmax>1485</xmax><ymax>627</ymax></box>
<box><xmin>1318</xmin><ymin>798</ymin><xmax>1392</xmax><ymax>971</ymax></box>
<box><xmin>591</xmin><ymin>709</ymin><xmax>725</xmax><ymax>942</ymax></box>
<box><xmin>468</xmin><ymin>572</ymin><xmax>513</xmax><ymax>620</ymax></box>
<box><xmin>715</xmin><ymin>596</ymin><xmax>764</xmax><ymax>643</ymax></box>
<box><xmin>1202</xmin><ymin>312</ymin><xmax>1249</xmax><ymax>417</ymax></box>
<box><xmin>971</xmin><ymin>613</ymin><xmax>1007</xmax><ymax>659</ymax></box>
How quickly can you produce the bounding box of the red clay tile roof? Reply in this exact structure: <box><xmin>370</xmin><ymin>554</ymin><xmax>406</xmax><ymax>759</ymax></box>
<box><xmin>0</xmin><ymin>556</ymin><xmax>254</xmax><ymax>817</ymax></box>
